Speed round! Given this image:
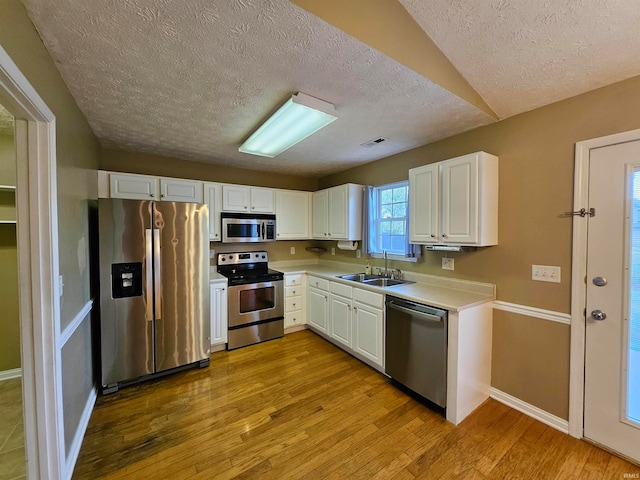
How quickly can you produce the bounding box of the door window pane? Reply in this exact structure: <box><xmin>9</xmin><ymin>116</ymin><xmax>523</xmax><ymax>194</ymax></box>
<box><xmin>628</xmin><ymin>171</ymin><xmax>640</xmax><ymax>423</ymax></box>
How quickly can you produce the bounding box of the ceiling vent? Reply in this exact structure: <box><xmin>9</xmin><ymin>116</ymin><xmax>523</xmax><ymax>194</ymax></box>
<box><xmin>361</xmin><ymin>137</ymin><xmax>388</xmax><ymax>148</ymax></box>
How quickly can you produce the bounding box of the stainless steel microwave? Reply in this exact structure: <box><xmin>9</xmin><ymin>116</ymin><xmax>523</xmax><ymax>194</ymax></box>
<box><xmin>221</xmin><ymin>213</ymin><xmax>276</xmax><ymax>243</ymax></box>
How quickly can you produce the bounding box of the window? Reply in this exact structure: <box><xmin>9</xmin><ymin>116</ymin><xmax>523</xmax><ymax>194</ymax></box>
<box><xmin>367</xmin><ymin>181</ymin><xmax>419</xmax><ymax>260</ymax></box>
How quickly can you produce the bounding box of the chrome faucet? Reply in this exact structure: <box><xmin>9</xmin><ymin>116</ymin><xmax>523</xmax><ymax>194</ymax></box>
<box><xmin>384</xmin><ymin>250</ymin><xmax>388</xmax><ymax>278</ymax></box>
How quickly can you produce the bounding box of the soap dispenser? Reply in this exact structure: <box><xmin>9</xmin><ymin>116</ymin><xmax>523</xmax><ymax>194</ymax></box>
<box><xmin>365</xmin><ymin>260</ymin><xmax>371</xmax><ymax>275</ymax></box>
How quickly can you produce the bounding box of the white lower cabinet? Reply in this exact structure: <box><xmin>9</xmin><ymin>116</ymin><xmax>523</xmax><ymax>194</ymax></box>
<box><xmin>284</xmin><ymin>273</ymin><xmax>306</xmax><ymax>330</ymax></box>
<box><xmin>307</xmin><ymin>277</ymin><xmax>384</xmax><ymax>370</ymax></box>
<box><xmin>210</xmin><ymin>280</ymin><xmax>228</xmax><ymax>347</ymax></box>
<box><xmin>329</xmin><ymin>282</ymin><xmax>353</xmax><ymax>348</ymax></box>
<box><xmin>307</xmin><ymin>276</ymin><xmax>329</xmax><ymax>333</ymax></box>
<box><xmin>352</xmin><ymin>288</ymin><xmax>384</xmax><ymax>367</ymax></box>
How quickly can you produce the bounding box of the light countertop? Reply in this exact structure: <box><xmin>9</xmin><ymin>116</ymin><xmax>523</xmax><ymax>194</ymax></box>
<box><xmin>271</xmin><ymin>262</ymin><xmax>495</xmax><ymax>312</ymax></box>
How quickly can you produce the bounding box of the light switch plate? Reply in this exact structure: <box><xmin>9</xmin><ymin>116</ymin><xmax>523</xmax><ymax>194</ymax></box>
<box><xmin>532</xmin><ymin>265</ymin><xmax>561</xmax><ymax>283</ymax></box>
<box><xmin>442</xmin><ymin>257</ymin><xmax>454</xmax><ymax>271</ymax></box>
<box><xmin>356</xmin><ymin>249</ymin><xmax>361</xmax><ymax>258</ymax></box>
<box><xmin>331</xmin><ymin>247</ymin><xmax>335</xmax><ymax>255</ymax></box>
<box><xmin>290</xmin><ymin>246</ymin><xmax>295</xmax><ymax>255</ymax></box>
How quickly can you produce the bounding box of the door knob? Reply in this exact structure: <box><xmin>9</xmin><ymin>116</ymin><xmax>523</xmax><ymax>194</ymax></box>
<box><xmin>592</xmin><ymin>276</ymin><xmax>607</xmax><ymax>287</ymax></box>
<box><xmin>591</xmin><ymin>310</ymin><xmax>607</xmax><ymax>321</ymax></box>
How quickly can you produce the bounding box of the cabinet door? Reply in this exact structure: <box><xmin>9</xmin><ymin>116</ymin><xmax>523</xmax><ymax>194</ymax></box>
<box><xmin>441</xmin><ymin>154</ymin><xmax>479</xmax><ymax>244</ymax></box>
<box><xmin>353</xmin><ymin>301</ymin><xmax>384</xmax><ymax>367</ymax></box>
<box><xmin>329</xmin><ymin>293</ymin><xmax>352</xmax><ymax>348</ymax></box>
<box><xmin>210</xmin><ymin>282</ymin><xmax>228</xmax><ymax>345</ymax></box>
<box><xmin>250</xmin><ymin>187</ymin><xmax>274</xmax><ymax>213</ymax></box>
<box><xmin>328</xmin><ymin>185</ymin><xmax>348</xmax><ymax>239</ymax></box>
<box><xmin>110</xmin><ymin>173</ymin><xmax>159</xmax><ymax>200</ymax></box>
<box><xmin>204</xmin><ymin>182</ymin><xmax>222</xmax><ymax>241</ymax></box>
<box><xmin>160</xmin><ymin>178</ymin><xmax>203</xmax><ymax>203</ymax></box>
<box><xmin>307</xmin><ymin>287</ymin><xmax>328</xmax><ymax>333</ymax></box>
<box><xmin>276</xmin><ymin>190</ymin><xmax>311</xmax><ymax>240</ymax></box>
<box><xmin>312</xmin><ymin>190</ymin><xmax>329</xmax><ymax>239</ymax></box>
<box><xmin>222</xmin><ymin>184</ymin><xmax>250</xmax><ymax>212</ymax></box>
<box><xmin>409</xmin><ymin>164</ymin><xmax>439</xmax><ymax>243</ymax></box>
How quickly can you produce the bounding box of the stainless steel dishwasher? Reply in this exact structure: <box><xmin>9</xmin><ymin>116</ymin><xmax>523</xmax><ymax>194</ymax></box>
<box><xmin>385</xmin><ymin>295</ymin><xmax>447</xmax><ymax>408</ymax></box>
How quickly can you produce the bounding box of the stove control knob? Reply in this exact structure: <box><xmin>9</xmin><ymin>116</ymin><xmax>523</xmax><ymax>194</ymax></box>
<box><xmin>220</xmin><ymin>256</ymin><xmax>226</xmax><ymax>262</ymax></box>
<box><xmin>262</xmin><ymin>255</ymin><xmax>266</xmax><ymax>259</ymax></box>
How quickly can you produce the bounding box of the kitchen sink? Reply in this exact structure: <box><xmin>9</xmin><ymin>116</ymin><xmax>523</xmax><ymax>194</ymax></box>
<box><xmin>362</xmin><ymin>278</ymin><xmax>414</xmax><ymax>287</ymax></box>
<box><xmin>336</xmin><ymin>273</ymin><xmax>414</xmax><ymax>288</ymax></box>
<box><xmin>337</xmin><ymin>273</ymin><xmax>381</xmax><ymax>282</ymax></box>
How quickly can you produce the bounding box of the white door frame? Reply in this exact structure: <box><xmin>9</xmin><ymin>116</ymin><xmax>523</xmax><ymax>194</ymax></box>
<box><xmin>0</xmin><ymin>47</ymin><xmax>63</xmax><ymax>478</ymax></box>
<box><xmin>569</xmin><ymin>127</ymin><xmax>640</xmax><ymax>439</ymax></box>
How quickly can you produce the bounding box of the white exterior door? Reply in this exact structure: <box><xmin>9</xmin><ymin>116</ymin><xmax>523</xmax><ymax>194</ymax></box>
<box><xmin>584</xmin><ymin>139</ymin><xmax>640</xmax><ymax>463</ymax></box>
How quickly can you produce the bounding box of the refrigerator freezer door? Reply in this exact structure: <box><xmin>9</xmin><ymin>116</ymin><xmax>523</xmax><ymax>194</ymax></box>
<box><xmin>153</xmin><ymin>201</ymin><xmax>211</xmax><ymax>373</ymax></box>
<box><xmin>99</xmin><ymin>199</ymin><xmax>155</xmax><ymax>386</ymax></box>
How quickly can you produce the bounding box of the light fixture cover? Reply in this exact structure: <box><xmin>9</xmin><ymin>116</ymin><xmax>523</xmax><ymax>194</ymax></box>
<box><xmin>239</xmin><ymin>92</ymin><xmax>338</xmax><ymax>158</ymax></box>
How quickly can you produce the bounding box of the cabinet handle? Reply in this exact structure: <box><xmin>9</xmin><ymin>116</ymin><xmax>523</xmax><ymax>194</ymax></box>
<box><xmin>252</xmin><ymin>206</ymin><xmax>255</xmax><ymax>210</ymax></box>
<box><xmin>442</xmin><ymin>234</ymin><xmax>448</xmax><ymax>238</ymax></box>
<box><xmin>430</xmin><ymin>234</ymin><xmax>436</xmax><ymax>238</ymax></box>
<box><xmin>292</xmin><ymin>303</ymin><xmax>296</xmax><ymax>308</ymax></box>
<box><xmin>149</xmin><ymin>194</ymin><xmax>154</xmax><ymax>198</ymax></box>
<box><xmin>161</xmin><ymin>194</ymin><xmax>166</xmax><ymax>198</ymax></box>
<box><xmin>353</xmin><ymin>306</ymin><xmax>358</xmax><ymax>312</ymax></box>
<box><xmin>244</xmin><ymin>206</ymin><xmax>248</xmax><ymax>209</ymax></box>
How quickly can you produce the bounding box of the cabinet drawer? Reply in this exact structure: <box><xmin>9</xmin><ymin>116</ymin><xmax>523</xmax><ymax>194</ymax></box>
<box><xmin>285</xmin><ymin>311</ymin><xmax>303</xmax><ymax>326</ymax></box>
<box><xmin>285</xmin><ymin>296</ymin><xmax>302</xmax><ymax>312</ymax></box>
<box><xmin>286</xmin><ymin>286</ymin><xmax>302</xmax><ymax>297</ymax></box>
<box><xmin>330</xmin><ymin>281</ymin><xmax>352</xmax><ymax>298</ymax></box>
<box><xmin>285</xmin><ymin>274</ymin><xmax>302</xmax><ymax>287</ymax></box>
<box><xmin>353</xmin><ymin>288</ymin><xmax>384</xmax><ymax>309</ymax></box>
<box><xmin>308</xmin><ymin>276</ymin><xmax>329</xmax><ymax>291</ymax></box>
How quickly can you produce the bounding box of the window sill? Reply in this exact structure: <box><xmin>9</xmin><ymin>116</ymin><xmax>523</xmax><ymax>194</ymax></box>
<box><xmin>369</xmin><ymin>253</ymin><xmax>418</xmax><ymax>263</ymax></box>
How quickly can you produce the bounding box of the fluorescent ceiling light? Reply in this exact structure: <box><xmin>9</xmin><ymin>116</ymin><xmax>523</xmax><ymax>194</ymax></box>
<box><xmin>239</xmin><ymin>92</ymin><xmax>338</xmax><ymax>158</ymax></box>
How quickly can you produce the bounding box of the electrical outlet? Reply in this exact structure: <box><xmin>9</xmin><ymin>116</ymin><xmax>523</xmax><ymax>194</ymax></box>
<box><xmin>290</xmin><ymin>246</ymin><xmax>295</xmax><ymax>255</ymax></box>
<box><xmin>209</xmin><ymin>250</ymin><xmax>215</xmax><ymax>259</ymax></box>
<box><xmin>356</xmin><ymin>249</ymin><xmax>361</xmax><ymax>258</ymax></box>
<box><xmin>532</xmin><ymin>265</ymin><xmax>561</xmax><ymax>283</ymax></box>
<box><xmin>442</xmin><ymin>257</ymin><xmax>454</xmax><ymax>271</ymax></box>
<box><xmin>331</xmin><ymin>247</ymin><xmax>336</xmax><ymax>255</ymax></box>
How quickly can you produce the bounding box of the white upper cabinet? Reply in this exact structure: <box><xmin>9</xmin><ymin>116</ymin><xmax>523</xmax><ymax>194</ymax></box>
<box><xmin>107</xmin><ymin>172</ymin><xmax>203</xmax><ymax>203</ymax></box>
<box><xmin>276</xmin><ymin>190</ymin><xmax>311</xmax><ymax>240</ymax></box>
<box><xmin>222</xmin><ymin>184</ymin><xmax>274</xmax><ymax>213</ymax></box>
<box><xmin>160</xmin><ymin>177</ymin><xmax>203</xmax><ymax>203</ymax></box>
<box><xmin>110</xmin><ymin>173</ymin><xmax>159</xmax><ymax>200</ymax></box>
<box><xmin>409</xmin><ymin>163</ymin><xmax>439</xmax><ymax>243</ymax></box>
<box><xmin>312</xmin><ymin>183</ymin><xmax>363</xmax><ymax>241</ymax></box>
<box><xmin>409</xmin><ymin>151</ymin><xmax>498</xmax><ymax>246</ymax></box>
<box><xmin>203</xmin><ymin>182</ymin><xmax>222</xmax><ymax>241</ymax></box>
<box><xmin>312</xmin><ymin>189</ymin><xmax>329</xmax><ymax>239</ymax></box>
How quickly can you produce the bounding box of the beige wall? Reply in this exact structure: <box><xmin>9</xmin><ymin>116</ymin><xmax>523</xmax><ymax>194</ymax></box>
<box><xmin>101</xmin><ymin>148</ymin><xmax>319</xmax><ymax>191</ymax></box>
<box><xmin>1</xmin><ymin>0</ymin><xmax>100</xmax><ymax>456</ymax></box>
<box><xmin>318</xmin><ymin>75</ymin><xmax>640</xmax><ymax>419</ymax></box>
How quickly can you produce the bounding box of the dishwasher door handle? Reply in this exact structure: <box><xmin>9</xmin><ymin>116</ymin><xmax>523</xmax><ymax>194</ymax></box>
<box><xmin>386</xmin><ymin>301</ymin><xmax>444</xmax><ymax>322</ymax></box>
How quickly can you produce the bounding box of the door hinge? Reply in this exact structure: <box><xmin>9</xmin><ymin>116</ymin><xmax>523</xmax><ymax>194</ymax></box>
<box><xmin>563</xmin><ymin>208</ymin><xmax>595</xmax><ymax>218</ymax></box>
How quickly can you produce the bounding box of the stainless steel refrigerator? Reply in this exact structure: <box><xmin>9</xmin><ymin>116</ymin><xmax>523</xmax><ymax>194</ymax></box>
<box><xmin>98</xmin><ymin>198</ymin><xmax>210</xmax><ymax>394</ymax></box>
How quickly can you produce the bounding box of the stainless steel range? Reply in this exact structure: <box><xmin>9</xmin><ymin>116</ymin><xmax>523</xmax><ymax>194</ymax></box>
<box><xmin>217</xmin><ymin>251</ymin><xmax>284</xmax><ymax>349</ymax></box>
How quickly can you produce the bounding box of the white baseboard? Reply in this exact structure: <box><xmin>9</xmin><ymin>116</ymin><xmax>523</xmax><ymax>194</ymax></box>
<box><xmin>285</xmin><ymin>324</ymin><xmax>307</xmax><ymax>334</ymax></box>
<box><xmin>0</xmin><ymin>368</ymin><xmax>22</xmax><ymax>381</ymax></box>
<box><xmin>490</xmin><ymin>387</ymin><xmax>569</xmax><ymax>434</ymax></box>
<box><xmin>211</xmin><ymin>343</ymin><xmax>226</xmax><ymax>353</ymax></box>
<box><xmin>64</xmin><ymin>387</ymin><xmax>97</xmax><ymax>480</ymax></box>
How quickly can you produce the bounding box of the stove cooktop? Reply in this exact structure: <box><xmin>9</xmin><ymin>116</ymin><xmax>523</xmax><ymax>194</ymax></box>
<box><xmin>216</xmin><ymin>251</ymin><xmax>283</xmax><ymax>285</ymax></box>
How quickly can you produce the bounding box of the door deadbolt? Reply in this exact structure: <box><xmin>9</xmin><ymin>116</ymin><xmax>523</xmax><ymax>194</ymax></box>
<box><xmin>592</xmin><ymin>276</ymin><xmax>607</xmax><ymax>287</ymax></box>
<box><xmin>591</xmin><ymin>310</ymin><xmax>607</xmax><ymax>321</ymax></box>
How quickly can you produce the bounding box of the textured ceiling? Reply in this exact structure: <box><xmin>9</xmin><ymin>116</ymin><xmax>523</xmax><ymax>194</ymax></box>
<box><xmin>398</xmin><ymin>0</ymin><xmax>640</xmax><ymax>118</ymax></box>
<box><xmin>0</xmin><ymin>104</ymin><xmax>13</xmax><ymax>135</ymax></box>
<box><xmin>20</xmin><ymin>0</ymin><xmax>640</xmax><ymax>177</ymax></box>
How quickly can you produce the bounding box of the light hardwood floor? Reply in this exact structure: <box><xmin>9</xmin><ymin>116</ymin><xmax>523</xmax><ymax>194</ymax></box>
<box><xmin>0</xmin><ymin>377</ymin><xmax>25</xmax><ymax>480</ymax></box>
<box><xmin>73</xmin><ymin>330</ymin><xmax>639</xmax><ymax>479</ymax></box>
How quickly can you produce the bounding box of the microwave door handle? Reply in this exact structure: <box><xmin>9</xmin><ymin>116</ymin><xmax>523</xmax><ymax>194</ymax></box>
<box><xmin>261</xmin><ymin>221</ymin><xmax>265</xmax><ymax>240</ymax></box>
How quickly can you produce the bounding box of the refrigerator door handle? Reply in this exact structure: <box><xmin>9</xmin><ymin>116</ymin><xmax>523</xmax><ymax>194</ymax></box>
<box><xmin>145</xmin><ymin>229</ymin><xmax>154</xmax><ymax>321</ymax></box>
<box><xmin>153</xmin><ymin>228</ymin><xmax>162</xmax><ymax>320</ymax></box>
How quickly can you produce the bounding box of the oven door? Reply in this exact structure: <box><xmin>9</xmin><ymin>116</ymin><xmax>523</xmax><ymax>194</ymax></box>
<box><xmin>228</xmin><ymin>280</ymin><xmax>284</xmax><ymax>327</ymax></box>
